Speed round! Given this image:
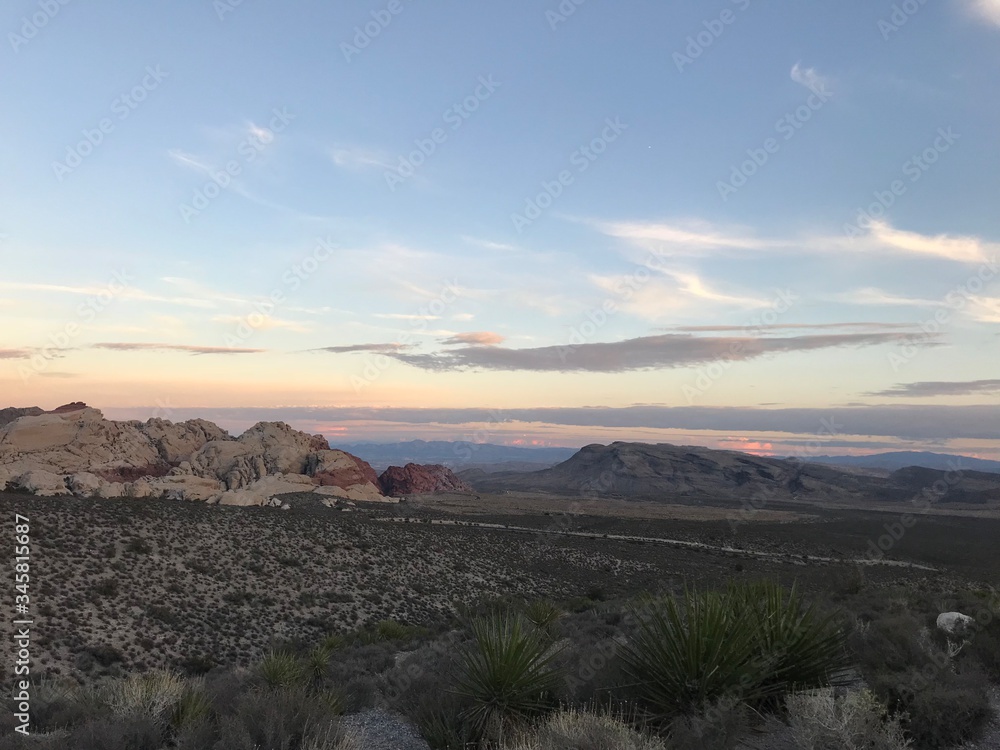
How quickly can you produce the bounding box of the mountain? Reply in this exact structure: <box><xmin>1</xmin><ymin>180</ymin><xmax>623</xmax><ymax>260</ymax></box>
<box><xmin>807</xmin><ymin>451</ymin><xmax>1000</xmax><ymax>475</ymax></box>
<box><xmin>334</xmin><ymin>440</ymin><xmax>578</xmax><ymax>471</ymax></box>
<box><xmin>465</xmin><ymin>441</ymin><xmax>1000</xmax><ymax>505</ymax></box>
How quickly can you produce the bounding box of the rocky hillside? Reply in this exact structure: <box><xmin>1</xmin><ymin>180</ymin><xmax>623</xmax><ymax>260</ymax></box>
<box><xmin>0</xmin><ymin>403</ymin><xmax>388</xmax><ymax>505</ymax></box>
<box><xmin>465</xmin><ymin>441</ymin><xmax>1000</xmax><ymax>505</ymax></box>
<box><xmin>0</xmin><ymin>403</ymin><xmax>481</xmax><ymax>506</ymax></box>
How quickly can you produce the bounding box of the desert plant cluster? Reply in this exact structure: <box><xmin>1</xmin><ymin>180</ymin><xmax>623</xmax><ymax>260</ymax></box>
<box><xmin>3</xmin><ymin>491</ymin><xmax>1000</xmax><ymax>748</ymax></box>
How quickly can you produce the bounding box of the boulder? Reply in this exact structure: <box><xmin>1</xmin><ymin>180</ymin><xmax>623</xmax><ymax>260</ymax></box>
<box><xmin>67</xmin><ymin>472</ymin><xmax>105</xmax><ymax>498</ymax></box>
<box><xmin>13</xmin><ymin>470</ymin><xmax>68</xmax><ymax>497</ymax></box>
<box><xmin>236</xmin><ymin>422</ymin><xmax>329</xmax><ymax>475</ymax></box>
<box><xmin>379</xmin><ymin>463</ymin><xmax>473</xmax><ymax>496</ymax></box>
<box><xmin>0</xmin><ymin>467</ymin><xmax>12</xmax><ymax>491</ymax></box>
<box><xmin>937</xmin><ymin>611</ymin><xmax>975</xmax><ymax>638</ymax></box>
<box><xmin>307</xmin><ymin>450</ymin><xmax>383</xmax><ymax>495</ymax></box>
<box><xmin>145</xmin><ymin>475</ymin><xmax>225</xmax><ymax>502</ymax></box>
<box><xmin>0</xmin><ymin>407</ymin><xmax>44</xmax><ymax>429</ymax></box>
<box><xmin>216</xmin><ymin>473</ymin><xmax>317</xmax><ymax>506</ymax></box>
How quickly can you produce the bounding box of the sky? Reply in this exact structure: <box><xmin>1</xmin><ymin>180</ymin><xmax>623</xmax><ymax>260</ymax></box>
<box><xmin>1</xmin><ymin>0</ymin><xmax>999</xmax><ymax>459</ymax></box>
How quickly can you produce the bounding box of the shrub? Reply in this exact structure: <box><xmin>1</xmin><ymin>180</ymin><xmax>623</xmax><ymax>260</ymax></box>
<box><xmin>455</xmin><ymin>611</ymin><xmax>565</xmax><ymax>739</ymax></box>
<box><xmin>523</xmin><ymin>600</ymin><xmax>563</xmax><ymax>633</ymax></box>
<box><xmin>620</xmin><ymin>582</ymin><xmax>849</xmax><ymax>721</ymax></box>
<box><xmin>786</xmin><ymin>688</ymin><xmax>911</xmax><ymax>750</ymax></box>
<box><xmin>212</xmin><ymin>686</ymin><xmax>338</xmax><ymax>750</ymax></box>
<box><xmin>501</xmin><ymin>708</ymin><xmax>667</xmax><ymax>749</ymax></box>
<box><xmin>257</xmin><ymin>650</ymin><xmax>306</xmax><ymax>690</ymax></box>
<box><xmin>102</xmin><ymin>670</ymin><xmax>186</xmax><ymax>725</ymax></box>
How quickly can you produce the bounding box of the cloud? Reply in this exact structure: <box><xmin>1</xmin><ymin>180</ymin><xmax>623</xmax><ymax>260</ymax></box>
<box><xmin>0</xmin><ymin>348</ymin><xmax>31</xmax><ymax>359</ymax></box>
<box><xmin>0</xmin><ymin>280</ymin><xmax>215</xmax><ymax>309</ymax></box>
<box><xmin>461</xmin><ymin>236</ymin><xmax>520</xmax><ymax>252</ymax></box>
<box><xmin>598</xmin><ymin>219</ymin><xmax>774</xmax><ymax>256</ymax></box>
<box><xmin>864</xmin><ymin>221</ymin><xmax>992</xmax><ymax>263</ymax></box>
<box><xmin>790</xmin><ymin>62</ymin><xmax>832</xmax><ymax>95</ymax></box>
<box><xmin>834</xmin><ymin>288</ymin><xmax>943</xmax><ymax>307</ymax></box>
<box><xmin>598</xmin><ymin>216</ymin><xmax>997</xmax><ymax>266</ymax></box>
<box><xmin>966</xmin><ymin>296</ymin><xmax>1000</xmax><ymax>322</ymax></box>
<box><xmin>866</xmin><ymin>379</ymin><xmax>1000</xmax><ymax>397</ymax></box>
<box><xmin>211</xmin><ymin>315</ymin><xmax>312</xmax><ymax>333</ymax></box>
<box><xmin>963</xmin><ymin>0</ymin><xmax>1000</xmax><ymax>27</ymax></box>
<box><xmin>669</xmin><ymin>322</ymin><xmax>917</xmax><ymax>333</ymax></box>
<box><xmin>118</xmin><ymin>404</ymin><xmax>1000</xmax><ymax>442</ymax></box>
<box><xmin>91</xmin><ymin>343</ymin><xmax>264</xmax><ymax>355</ymax></box>
<box><xmin>313</xmin><ymin>343</ymin><xmax>411</xmax><ymax>354</ymax></box>
<box><xmin>384</xmin><ymin>331</ymin><xmax>934</xmax><ymax>373</ymax></box>
<box><xmin>441</xmin><ymin>332</ymin><xmax>506</xmax><ymax>346</ymax></box>
<box><xmin>330</xmin><ymin>146</ymin><xmax>395</xmax><ymax>171</ymax></box>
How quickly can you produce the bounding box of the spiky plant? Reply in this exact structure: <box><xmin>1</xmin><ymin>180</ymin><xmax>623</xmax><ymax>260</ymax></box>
<box><xmin>730</xmin><ymin>581</ymin><xmax>850</xmax><ymax>699</ymax></box>
<box><xmin>620</xmin><ymin>582</ymin><xmax>851</xmax><ymax>722</ymax></box>
<box><xmin>257</xmin><ymin>649</ymin><xmax>306</xmax><ymax>690</ymax></box>
<box><xmin>620</xmin><ymin>589</ymin><xmax>765</xmax><ymax>718</ymax></box>
<box><xmin>455</xmin><ymin>611</ymin><xmax>565</xmax><ymax>738</ymax></box>
<box><xmin>170</xmin><ymin>680</ymin><xmax>212</xmax><ymax>730</ymax></box>
<box><xmin>103</xmin><ymin>670</ymin><xmax>186</xmax><ymax>724</ymax></box>
<box><xmin>523</xmin><ymin>599</ymin><xmax>563</xmax><ymax>634</ymax></box>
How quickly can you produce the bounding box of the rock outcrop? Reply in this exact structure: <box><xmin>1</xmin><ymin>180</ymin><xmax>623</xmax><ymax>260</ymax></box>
<box><xmin>0</xmin><ymin>407</ymin><xmax>44</xmax><ymax>429</ymax></box>
<box><xmin>0</xmin><ymin>404</ymin><xmax>393</xmax><ymax>506</ymax></box>
<box><xmin>937</xmin><ymin>611</ymin><xmax>975</xmax><ymax>638</ymax></box>
<box><xmin>378</xmin><ymin>463</ymin><xmax>473</xmax><ymax>496</ymax></box>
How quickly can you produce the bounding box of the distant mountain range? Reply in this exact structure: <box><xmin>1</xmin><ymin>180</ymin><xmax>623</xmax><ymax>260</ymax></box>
<box><xmin>333</xmin><ymin>440</ymin><xmax>578</xmax><ymax>472</ymax></box>
<box><xmin>806</xmin><ymin>451</ymin><xmax>1000</xmax><ymax>475</ymax></box>
<box><xmin>463</xmin><ymin>441</ymin><xmax>1000</xmax><ymax>505</ymax></box>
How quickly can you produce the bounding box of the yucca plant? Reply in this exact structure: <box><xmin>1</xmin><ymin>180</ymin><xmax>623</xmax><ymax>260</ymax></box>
<box><xmin>523</xmin><ymin>599</ymin><xmax>563</xmax><ymax>634</ymax></box>
<box><xmin>455</xmin><ymin>611</ymin><xmax>565</xmax><ymax>738</ymax></box>
<box><xmin>170</xmin><ymin>680</ymin><xmax>212</xmax><ymax>730</ymax></box>
<box><xmin>620</xmin><ymin>589</ymin><xmax>766</xmax><ymax>718</ymax></box>
<box><xmin>620</xmin><ymin>581</ymin><xmax>849</xmax><ymax>721</ymax></box>
<box><xmin>731</xmin><ymin>581</ymin><xmax>851</xmax><ymax>699</ymax></box>
<box><xmin>306</xmin><ymin>643</ymin><xmax>334</xmax><ymax>684</ymax></box>
<box><xmin>257</xmin><ymin>649</ymin><xmax>306</xmax><ymax>690</ymax></box>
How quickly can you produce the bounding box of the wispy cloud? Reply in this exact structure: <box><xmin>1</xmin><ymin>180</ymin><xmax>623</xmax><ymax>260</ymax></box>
<box><xmin>790</xmin><ymin>62</ymin><xmax>832</xmax><ymax>94</ymax></box>
<box><xmin>598</xmin><ymin>219</ymin><xmax>775</xmax><ymax>255</ymax></box>
<box><xmin>313</xmin><ymin>343</ymin><xmax>411</xmax><ymax>354</ymax></box>
<box><xmin>669</xmin><ymin>322</ymin><xmax>917</xmax><ymax>333</ymax></box>
<box><xmin>211</xmin><ymin>315</ymin><xmax>312</xmax><ymax>333</ymax></box>
<box><xmin>92</xmin><ymin>343</ymin><xmax>264</xmax><ymax>355</ymax></box>
<box><xmin>461</xmin><ymin>236</ymin><xmax>520</xmax><ymax>252</ymax></box>
<box><xmin>0</xmin><ymin>348</ymin><xmax>31</xmax><ymax>359</ymax></box>
<box><xmin>330</xmin><ymin>146</ymin><xmax>395</xmax><ymax>171</ymax></box>
<box><xmin>0</xmin><ymin>280</ymin><xmax>215</xmax><ymax>309</ymax></box>
<box><xmin>864</xmin><ymin>221</ymin><xmax>993</xmax><ymax>263</ymax></box>
<box><xmin>833</xmin><ymin>288</ymin><xmax>943</xmax><ymax>307</ymax></box>
<box><xmin>866</xmin><ymin>379</ymin><xmax>1000</xmax><ymax>397</ymax></box>
<box><xmin>384</xmin><ymin>331</ymin><xmax>933</xmax><ymax>373</ymax></box>
<box><xmin>441</xmin><ymin>331</ymin><xmax>505</xmax><ymax>346</ymax></box>
<box><xmin>962</xmin><ymin>0</ymin><xmax>1000</xmax><ymax>27</ymax></box>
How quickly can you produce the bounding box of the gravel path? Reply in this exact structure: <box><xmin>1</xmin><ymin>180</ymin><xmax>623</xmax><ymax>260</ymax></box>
<box><xmin>341</xmin><ymin>708</ymin><xmax>431</xmax><ymax>750</ymax></box>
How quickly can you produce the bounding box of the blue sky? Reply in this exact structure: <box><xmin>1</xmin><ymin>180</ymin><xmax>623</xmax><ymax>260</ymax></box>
<box><xmin>2</xmin><ymin>0</ymin><xmax>999</xmax><ymax>457</ymax></box>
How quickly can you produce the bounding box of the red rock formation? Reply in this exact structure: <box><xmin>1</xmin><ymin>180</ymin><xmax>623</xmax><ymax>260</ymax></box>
<box><xmin>47</xmin><ymin>402</ymin><xmax>89</xmax><ymax>414</ymax></box>
<box><xmin>307</xmin><ymin>450</ymin><xmax>381</xmax><ymax>488</ymax></box>
<box><xmin>94</xmin><ymin>464</ymin><xmax>173</xmax><ymax>483</ymax></box>
<box><xmin>378</xmin><ymin>463</ymin><xmax>473</xmax><ymax>496</ymax></box>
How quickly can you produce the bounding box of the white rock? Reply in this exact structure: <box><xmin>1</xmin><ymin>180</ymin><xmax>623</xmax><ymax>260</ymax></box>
<box><xmin>937</xmin><ymin>611</ymin><xmax>975</xmax><ymax>637</ymax></box>
<box><xmin>14</xmin><ymin>470</ymin><xmax>68</xmax><ymax>496</ymax></box>
<box><xmin>145</xmin><ymin>475</ymin><xmax>225</xmax><ymax>502</ymax></box>
<box><xmin>67</xmin><ymin>472</ymin><xmax>104</xmax><ymax>497</ymax></box>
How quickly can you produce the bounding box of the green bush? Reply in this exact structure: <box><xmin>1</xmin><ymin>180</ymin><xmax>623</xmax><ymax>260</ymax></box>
<box><xmin>620</xmin><ymin>582</ymin><xmax>849</xmax><ymax>721</ymax></box>
<box><xmin>257</xmin><ymin>650</ymin><xmax>307</xmax><ymax>690</ymax></box>
<box><xmin>456</xmin><ymin>611</ymin><xmax>565</xmax><ymax>739</ymax></box>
